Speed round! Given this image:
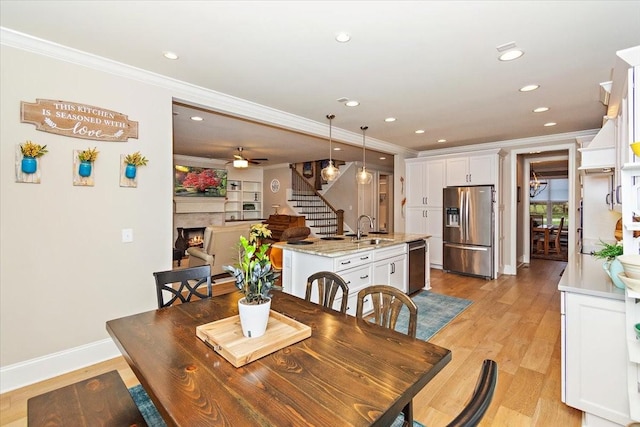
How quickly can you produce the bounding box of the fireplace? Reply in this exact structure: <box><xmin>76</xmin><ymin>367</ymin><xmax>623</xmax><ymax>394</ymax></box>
<box><xmin>183</xmin><ymin>227</ymin><xmax>206</xmax><ymax>248</ymax></box>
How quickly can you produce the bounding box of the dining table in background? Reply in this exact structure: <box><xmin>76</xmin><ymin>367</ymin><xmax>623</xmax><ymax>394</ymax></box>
<box><xmin>532</xmin><ymin>224</ymin><xmax>556</xmax><ymax>255</ymax></box>
<box><xmin>106</xmin><ymin>290</ymin><xmax>451</xmax><ymax>427</ymax></box>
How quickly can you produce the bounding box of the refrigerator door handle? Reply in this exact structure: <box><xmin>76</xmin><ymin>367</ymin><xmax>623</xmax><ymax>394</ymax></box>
<box><xmin>464</xmin><ymin>189</ymin><xmax>470</xmax><ymax>242</ymax></box>
<box><xmin>445</xmin><ymin>243</ymin><xmax>489</xmax><ymax>251</ymax></box>
<box><xmin>459</xmin><ymin>190</ymin><xmax>465</xmax><ymax>241</ymax></box>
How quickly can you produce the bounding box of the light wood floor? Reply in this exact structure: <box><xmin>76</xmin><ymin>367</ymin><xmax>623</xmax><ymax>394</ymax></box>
<box><xmin>0</xmin><ymin>258</ymin><xmax>581</xmax><ymax>426</ymax></box>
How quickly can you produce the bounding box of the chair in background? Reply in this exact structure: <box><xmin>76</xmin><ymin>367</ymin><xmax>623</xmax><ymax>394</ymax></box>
<box><xmin>356</xmin><ymin>284</ymin><xmax>418</xmax><ymax>337</ymax></box>
<box><xmin>153</xmin><ymin>265</ymin><xmax>212</xmax><ymax>309</ymax></box>
<box><xmin>280</xmin><ymin>226</ymin><xmax>311</xmax><ymax>242</ymax></box>
<box><xmin>356</xmin><ymin>284</ymin><xmax>419</xmax><ymax>424</ymax></box>
<box><xmin>445</xmin><ymin>359</ymin><xmax>498</xmax><ymax>427</ymax></box>
<box><xmin>305</xmin><ymin>271</ymin><xmax>349</xmax><ymax>314</ymax></box>
<box><xmin>268</xmin><ymin>244</ymin><xmax>284</xmax><ymax>287</ymax></box>
<box><xmin>546</xmin><ymin>217</ymin><xmax>565</xmax><ymax>255</ymax></box>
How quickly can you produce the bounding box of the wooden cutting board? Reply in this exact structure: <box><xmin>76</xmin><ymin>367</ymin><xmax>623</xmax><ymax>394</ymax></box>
<box><xmin>196</xmin><ymin>311</ymin><xmax>311</xmax><ymax>367</ymax></box>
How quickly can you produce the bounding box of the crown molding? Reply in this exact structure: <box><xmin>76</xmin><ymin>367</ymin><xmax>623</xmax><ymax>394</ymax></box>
<box><xmin>1</xmin><ymin>27</ymin><xmax>416</xmax><ymax>159</ymax></box>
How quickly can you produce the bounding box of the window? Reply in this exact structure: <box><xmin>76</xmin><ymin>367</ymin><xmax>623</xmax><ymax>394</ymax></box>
<box><xmin>530</xmin><ymin>178</ymin><xmax>568</xmax><ymax>229</ymax></box>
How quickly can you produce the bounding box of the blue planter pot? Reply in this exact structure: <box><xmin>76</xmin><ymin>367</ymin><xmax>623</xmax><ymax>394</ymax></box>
<box><xmin>78</xmin><ymin>161</ymin><xmax>92</xmax><ymax>177</ymax></box>
<box><xmin>125</xmin><ymin>164</ymin><xmax>137</xmax><ymax>179</ymax></box>
<box><xmin>21</xmin><ymin>156</ymin><xmax>37</xmax><ymax>174</ymax></box>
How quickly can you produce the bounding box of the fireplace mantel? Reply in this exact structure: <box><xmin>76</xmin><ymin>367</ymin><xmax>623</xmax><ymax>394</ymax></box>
<box><xmin>174</xmin><ymin>197</ymin><xmax>226</xmax><ymax>214</ymax></box>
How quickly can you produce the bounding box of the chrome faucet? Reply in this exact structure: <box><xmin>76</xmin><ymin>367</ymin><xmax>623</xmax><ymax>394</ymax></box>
<box><xmin>356</xmin><ymin>215</ymin><xmax>374</xmax><ymax>240</ymax></box>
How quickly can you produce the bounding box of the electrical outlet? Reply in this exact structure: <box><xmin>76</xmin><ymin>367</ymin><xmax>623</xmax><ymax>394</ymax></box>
<box><xmin>122</xmin><ymin>228</ymin><xmax>133</xmax><ymax>243</ymax></box>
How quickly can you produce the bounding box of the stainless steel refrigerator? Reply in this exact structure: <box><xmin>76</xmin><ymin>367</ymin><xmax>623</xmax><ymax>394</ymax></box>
<box><xmin>443</xmin><ymin>185</ymin><xmax>494</xmax><ymax>279</ymax></box>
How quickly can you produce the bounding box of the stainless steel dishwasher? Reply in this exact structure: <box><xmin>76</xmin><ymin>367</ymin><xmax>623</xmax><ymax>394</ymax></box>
<box><xmin>408</xmin><ymin>239</ymin><xmax>426</xmax><ymax>294</ymax></box>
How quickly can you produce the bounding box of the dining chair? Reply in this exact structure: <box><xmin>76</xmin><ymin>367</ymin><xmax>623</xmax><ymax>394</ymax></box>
<box><xmin>357</xmin><ymin>285</ymin><xmax>418</xmax><ymax>424</ymax></box>
<box><xmin>547</xmin><ymin>217</ymin><xmax>565</xmax><ymax>255</ymax></box>
<box><xmin>268</xmin><ymin>244</ymin><xmax>284</xmax><ymax>287</ymax></box>
<box><xmin>153</xmin><ymin>265</ymin><xmax>212</xmax><ymax>309</ymax></box>
<box><xmin>445</xmin><ymin>359</ymin><xmax>498</xmax><ymax>427</ymax></box>
<box><xmin>305</xmin><ymin>271</ymin><xmax>349</xmax><ymax>314</ymax></box>
<box><xmin>356</xmin><ymin>285</ymin><xmax>418</xmax><ymax>337</ymax></box>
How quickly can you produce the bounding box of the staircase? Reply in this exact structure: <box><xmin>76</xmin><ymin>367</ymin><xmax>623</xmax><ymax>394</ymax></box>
<box><xmin>289</xmin><ymin>166</ymin><xmax>344</xmax><ymax>236</ymax></box>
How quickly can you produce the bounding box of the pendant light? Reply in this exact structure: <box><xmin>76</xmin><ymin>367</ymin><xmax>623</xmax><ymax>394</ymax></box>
<box><xmin>529</xmin><ymin>169</ymin><xmax>547</xmax><ymax>198</ymax></box>
<box><xmin>356</xmin><ymin>125</ymin><xmax>373</xmax><ymax>185</ymax></box>
<box><xmin>320</xmin><ymin>114</ymin><xmax>340</xmax><ymax>182</ymax></box>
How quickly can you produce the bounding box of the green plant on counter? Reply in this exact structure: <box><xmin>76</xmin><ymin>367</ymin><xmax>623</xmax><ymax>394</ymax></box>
<box><xmin>591</xmin><ymin>240</ymin><xmax>623</xmax><ymax>260</ymax></box>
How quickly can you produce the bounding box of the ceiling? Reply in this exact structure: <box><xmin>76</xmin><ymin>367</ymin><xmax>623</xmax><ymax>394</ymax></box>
<box><xmin>2</xmin><ymin>1</ymin><xmax>639</xmax><ymax>169</ymax></box>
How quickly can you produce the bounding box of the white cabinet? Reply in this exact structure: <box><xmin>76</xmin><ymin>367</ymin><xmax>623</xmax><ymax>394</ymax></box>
<box><xmin>373</xmin><ymin>244</ymin><xmax>407</xmax><ymax>293</ymax></box>
<box><xmin>407</xmin><ymin>207</ymin><xmax>443</xmax><ymax>267</ymax></box>
<box><xmin>562</xmin><ymin>291</ymin><xmax>632</xmax><ymax>426</ymax></box>
<box><xmin>445</xmin><ymin>154</ymin><xmax>495</xmax><ymax>186</ymax></box>
<box><xmin>406</xmin><ymin>159</ymin><xmax>444</xmax><ymax>207</ymax></box>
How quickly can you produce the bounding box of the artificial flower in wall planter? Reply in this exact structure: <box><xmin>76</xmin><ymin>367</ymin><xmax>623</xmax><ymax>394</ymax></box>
<box><xmin>77</xmin><ymin>147</ymin><xmax>99</xmax><ymax>177</ymax></box>
<box><xmin>123</xmin><ymin>151</ymin><xmax>148</xmax><ymax>179</ymax></box>
<box><xmin>19</xmin><ymin>141</ymin><xmax>47</xmax><ymax>174</ymax></box>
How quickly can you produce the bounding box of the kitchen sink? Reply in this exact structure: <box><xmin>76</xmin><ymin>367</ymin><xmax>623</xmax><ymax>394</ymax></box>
<box><xmin>352</xmin><ymin>237</ymin><xmax>394</xmax><ymax>245</ymax></box>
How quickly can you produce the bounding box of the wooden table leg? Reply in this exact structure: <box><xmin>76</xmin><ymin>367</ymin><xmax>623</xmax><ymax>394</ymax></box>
<box><xmin>544</xmin><ymin>229</ymin><xmax>550</xmax><ymax>255</ymax></box>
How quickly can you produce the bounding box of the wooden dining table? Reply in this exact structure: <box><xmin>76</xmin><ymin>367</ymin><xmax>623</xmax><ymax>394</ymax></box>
<box><xmin>106</xmin><ymin>290</ymin><xmax>451</xmax><ymax>426</ymax></box>
<box><xmin>532</xmin><ymin>224</ymin><xmax>556</xmax><ymax>255</ymax></box>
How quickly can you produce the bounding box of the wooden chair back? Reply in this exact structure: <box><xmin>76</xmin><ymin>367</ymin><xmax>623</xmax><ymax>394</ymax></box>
<box><xmin>356</xmin><ymin>285</ymin><xmax>418</xmax><ymax>338</ymax></box>
<box><xmin>446</xmin><ymin>359</ymin><xmax>498</xmax><ymax>427</ymax></box>
<box><xmin>153</xmin><ymin>265</ymin><xmax>212</xmax><ymax>309</ymax></box>
<box><xmin>305</xmin><ymin>271</ymin><xmax>349</xmax><ymax>314</ymax></box>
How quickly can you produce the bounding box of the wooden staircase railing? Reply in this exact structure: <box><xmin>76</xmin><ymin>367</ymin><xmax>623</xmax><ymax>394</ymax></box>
<box><xmin>290</xmin><ymin>166</ymin><xmax>344</xmax><ymax>236</ymax></box>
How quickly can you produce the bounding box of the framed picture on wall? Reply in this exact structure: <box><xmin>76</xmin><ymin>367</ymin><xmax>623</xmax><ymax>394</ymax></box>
<box><xmin>174</xmin><ymin>165</ymin><xmax>227</xmax><ymax>197</ymax></box>
<box><xmin>303</xmin><ymin>162</ymin><xmax>313</xmax><ymax>178</ymax></box>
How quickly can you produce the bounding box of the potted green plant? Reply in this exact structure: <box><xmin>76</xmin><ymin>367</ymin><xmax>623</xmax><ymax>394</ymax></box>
<box><xmin>77</xmin><ymin>147</ymin><xmax>99</xmax><ymax>177</ymax></box>
<box><xmin>223</xmin><ymin>224</ymin><xmax>279</xmax><ymax>338</ymax></box>
<box><xmin>124</xmin><ymin>151</ymin><xmax>148</xmax><ymax>179</ymax></box>
<box><xmin>20</xmin><ymin>141</ymin><xmax>48</xmax><ymax>174</ymax></box>
<box><xmin>591</xmin><ymin>239</ymin><xmax>625</xmax><ymax>289</ymax></box>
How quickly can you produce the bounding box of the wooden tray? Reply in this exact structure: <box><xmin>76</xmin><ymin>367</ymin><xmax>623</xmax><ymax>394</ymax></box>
<box><xmin>196</xmin><ymin>311</ymin><xmax>311</xmax><ymax>367</ymax></box>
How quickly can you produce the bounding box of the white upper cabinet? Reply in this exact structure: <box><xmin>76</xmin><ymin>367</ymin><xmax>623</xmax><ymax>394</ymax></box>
<box><xmin>446</xmin><ymin>154</ymin><xmax>495</xmax><ymax>186</ymax></box>
<box><xmin>406</xmin><ymin>159</ymin><xmax>445</xmax><ymax>207</ymax></box>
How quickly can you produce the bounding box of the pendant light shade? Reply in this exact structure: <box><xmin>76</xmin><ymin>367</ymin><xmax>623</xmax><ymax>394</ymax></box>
<box><xmin>356</xmin><ymin>125</ymin><xmax>373</xmax><ymax>185</ymax></box>
<box><xmin>321</xmin><ymin>114</ymin><xmax>340</xmax><ymax>182</ymax></box>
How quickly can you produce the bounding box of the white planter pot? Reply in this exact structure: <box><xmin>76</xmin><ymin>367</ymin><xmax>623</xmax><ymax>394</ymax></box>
<box><xmin>237</xmin><ymin>297</ymin><xmax>271</xmax><ymax>338</ymax></box>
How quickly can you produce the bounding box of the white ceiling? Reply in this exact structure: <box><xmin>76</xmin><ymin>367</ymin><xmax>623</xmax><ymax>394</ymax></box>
<box><xmin>2</xmin><ymin>1</ymin><xmax>639</xmax><ymax>169</ymax></box>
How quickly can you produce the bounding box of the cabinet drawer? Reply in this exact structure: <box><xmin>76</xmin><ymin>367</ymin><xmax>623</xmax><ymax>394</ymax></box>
<box><xmin>341</xmin><ymin>265</ymin><xmax>372</xmax><ymax>292</ymax></box>
<box><xmin>373</xmin><ymin>243</ymin><xmax>407</xmax><ymax>261</ymax></box>
<box><xmin>335</xmin><ymin>251</ymin><xmax>373</xmax><ymax>271</ymax></box>
<box><xmin>342</xmin><ymin>291</ymin><xmax>373</xmax><ymax>316</ymax></box>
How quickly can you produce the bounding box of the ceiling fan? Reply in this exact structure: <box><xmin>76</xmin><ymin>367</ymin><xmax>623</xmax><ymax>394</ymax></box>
<box><xmin>227</xmin><ymin>147</ymin><xmax>268</xmax><ymax>168</ymax></box>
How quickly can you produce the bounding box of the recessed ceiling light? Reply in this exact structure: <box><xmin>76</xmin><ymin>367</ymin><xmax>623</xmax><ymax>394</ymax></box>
<box><xmin>345</xmin><ymin>100</ymin><xmax>359</xmax><ymax>107</ymax></box>
<box><xmin>335</xmin><ymin>32</ymin><xmax>351</xmax><ymax>43</ymax></box>
<box><xmin>520</xmin><ymin>84</ymin><xmax>540</xmax><ymax>92</ymax></box>
<box><xmin>543</xmin><ymin>122</ymin><xmax>557</xmax><ymax>127</ymax></box>
<box><xmin>533</xmin><ymin>107</ymin><xmax>550</xmax><ymax>113</ymax></box>
<box><xmin>384</xmin><ymin>117</ymin><xmax>396</xmax><ymax>122</ymax></box>
<box><xmin>499</xmin><ymin>50</ymin><xmax>524</xmax><ymax>61</ymax></box>
<box><xmin>333</xmin><ymin>147</ymin><xmax>341</xmax><ymax>151</ymax></box>
<box><xmin>438</xmin><ymin>139</ymin><xmax>447</xmax><ymax>143</ymax></box>
<box><xmin>190</xmin><ymin>116</ymin><xmax>204</xmax><ymax>121</ymax></box>
<box><xmin>163</xmin><ymin>51</ymin><xmax>179</xmax><ymax>60</ymax></box>
<box><xmin>415</xmin><ymin>130</ymin><xmax>425</xmax><ymax>134</ymax></box>
<box><xmin>379</xmin><ymin>156</ymin><xmax>386</xmax><ymax>160</ymax></box>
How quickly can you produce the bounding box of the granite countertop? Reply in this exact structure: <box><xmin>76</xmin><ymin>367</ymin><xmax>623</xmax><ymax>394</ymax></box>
<box><xmin>558</xmin><ymin>253</ymin><xmax>625</xmax><ymax>300</ymax></box>
<box><xmin>272</xmin><ymin>232</ymin><xmax>430</xmax><ymax>258</ymax></box>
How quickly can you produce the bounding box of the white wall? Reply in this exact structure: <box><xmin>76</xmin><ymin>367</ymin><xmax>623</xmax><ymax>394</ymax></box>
<box><xmin>1</xmin><ymin>46</ymin><xmax>174</xmax><ymax>387</ymax></box>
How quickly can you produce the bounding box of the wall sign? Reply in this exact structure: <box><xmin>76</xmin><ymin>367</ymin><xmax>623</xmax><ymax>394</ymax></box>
<box><xmin>21</xmin><ymin>99</ymin><xmax>138</xmax><ymax>142</ymax></box>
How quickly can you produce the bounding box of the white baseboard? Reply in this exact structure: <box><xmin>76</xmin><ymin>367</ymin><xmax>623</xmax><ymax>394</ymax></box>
<box><xmin>0</xmin><ymin>338</ymin><xmax>120</xmax><ymax>394</ymax></box>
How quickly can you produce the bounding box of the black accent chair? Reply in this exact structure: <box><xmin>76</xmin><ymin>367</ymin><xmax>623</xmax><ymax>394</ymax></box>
<box><xmin>446</xmin><ymin>359</ymin><xmax>498</xmax><ymax>427</ymax></box>
<box><xmin>305</xmin><ymin>271</ymin><xmax>349</xmax><ymax>314</ymax></box>
<box><xmin>153</xmin><ymin>265</ymin><xmax>212</xmax><ymax>309</ymax></box>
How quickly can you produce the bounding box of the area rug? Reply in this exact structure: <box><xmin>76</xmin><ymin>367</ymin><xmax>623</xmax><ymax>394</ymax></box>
<box><xmin>394</xmin><ymin>290</ymin><xmax>473</xmax><ymax>341</ymax></box>
<box><xmin>129</xmin><ymin>384</ymin><xmax>425</xmax><ymax>426</ymax></box>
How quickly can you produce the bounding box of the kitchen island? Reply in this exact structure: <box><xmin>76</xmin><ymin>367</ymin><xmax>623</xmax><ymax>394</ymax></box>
<box><xmin>558</xmin><ymin>254</ymin><xmax>636</xmax><ymax>427</ymax></box>
<box><xmin>273</xmin><ymin>232</ymin><xmax>430</xmax><ymax>316</ymax></box>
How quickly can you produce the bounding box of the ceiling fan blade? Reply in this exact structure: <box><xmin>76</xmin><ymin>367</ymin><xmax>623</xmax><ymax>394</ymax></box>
<box><xmin>233</xmin><ymin>154</ymin><xmax>243</xmax><ymax>160</ymax></box>
<box><xmin>251</xmin><ymin>158</ymin><xmax>269</xmax><ymax>161</ymax></box>
<box><xmin>248</xmin><ymin>160</ymin><xmax>261</xmax><ymax>165</ymax></box>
